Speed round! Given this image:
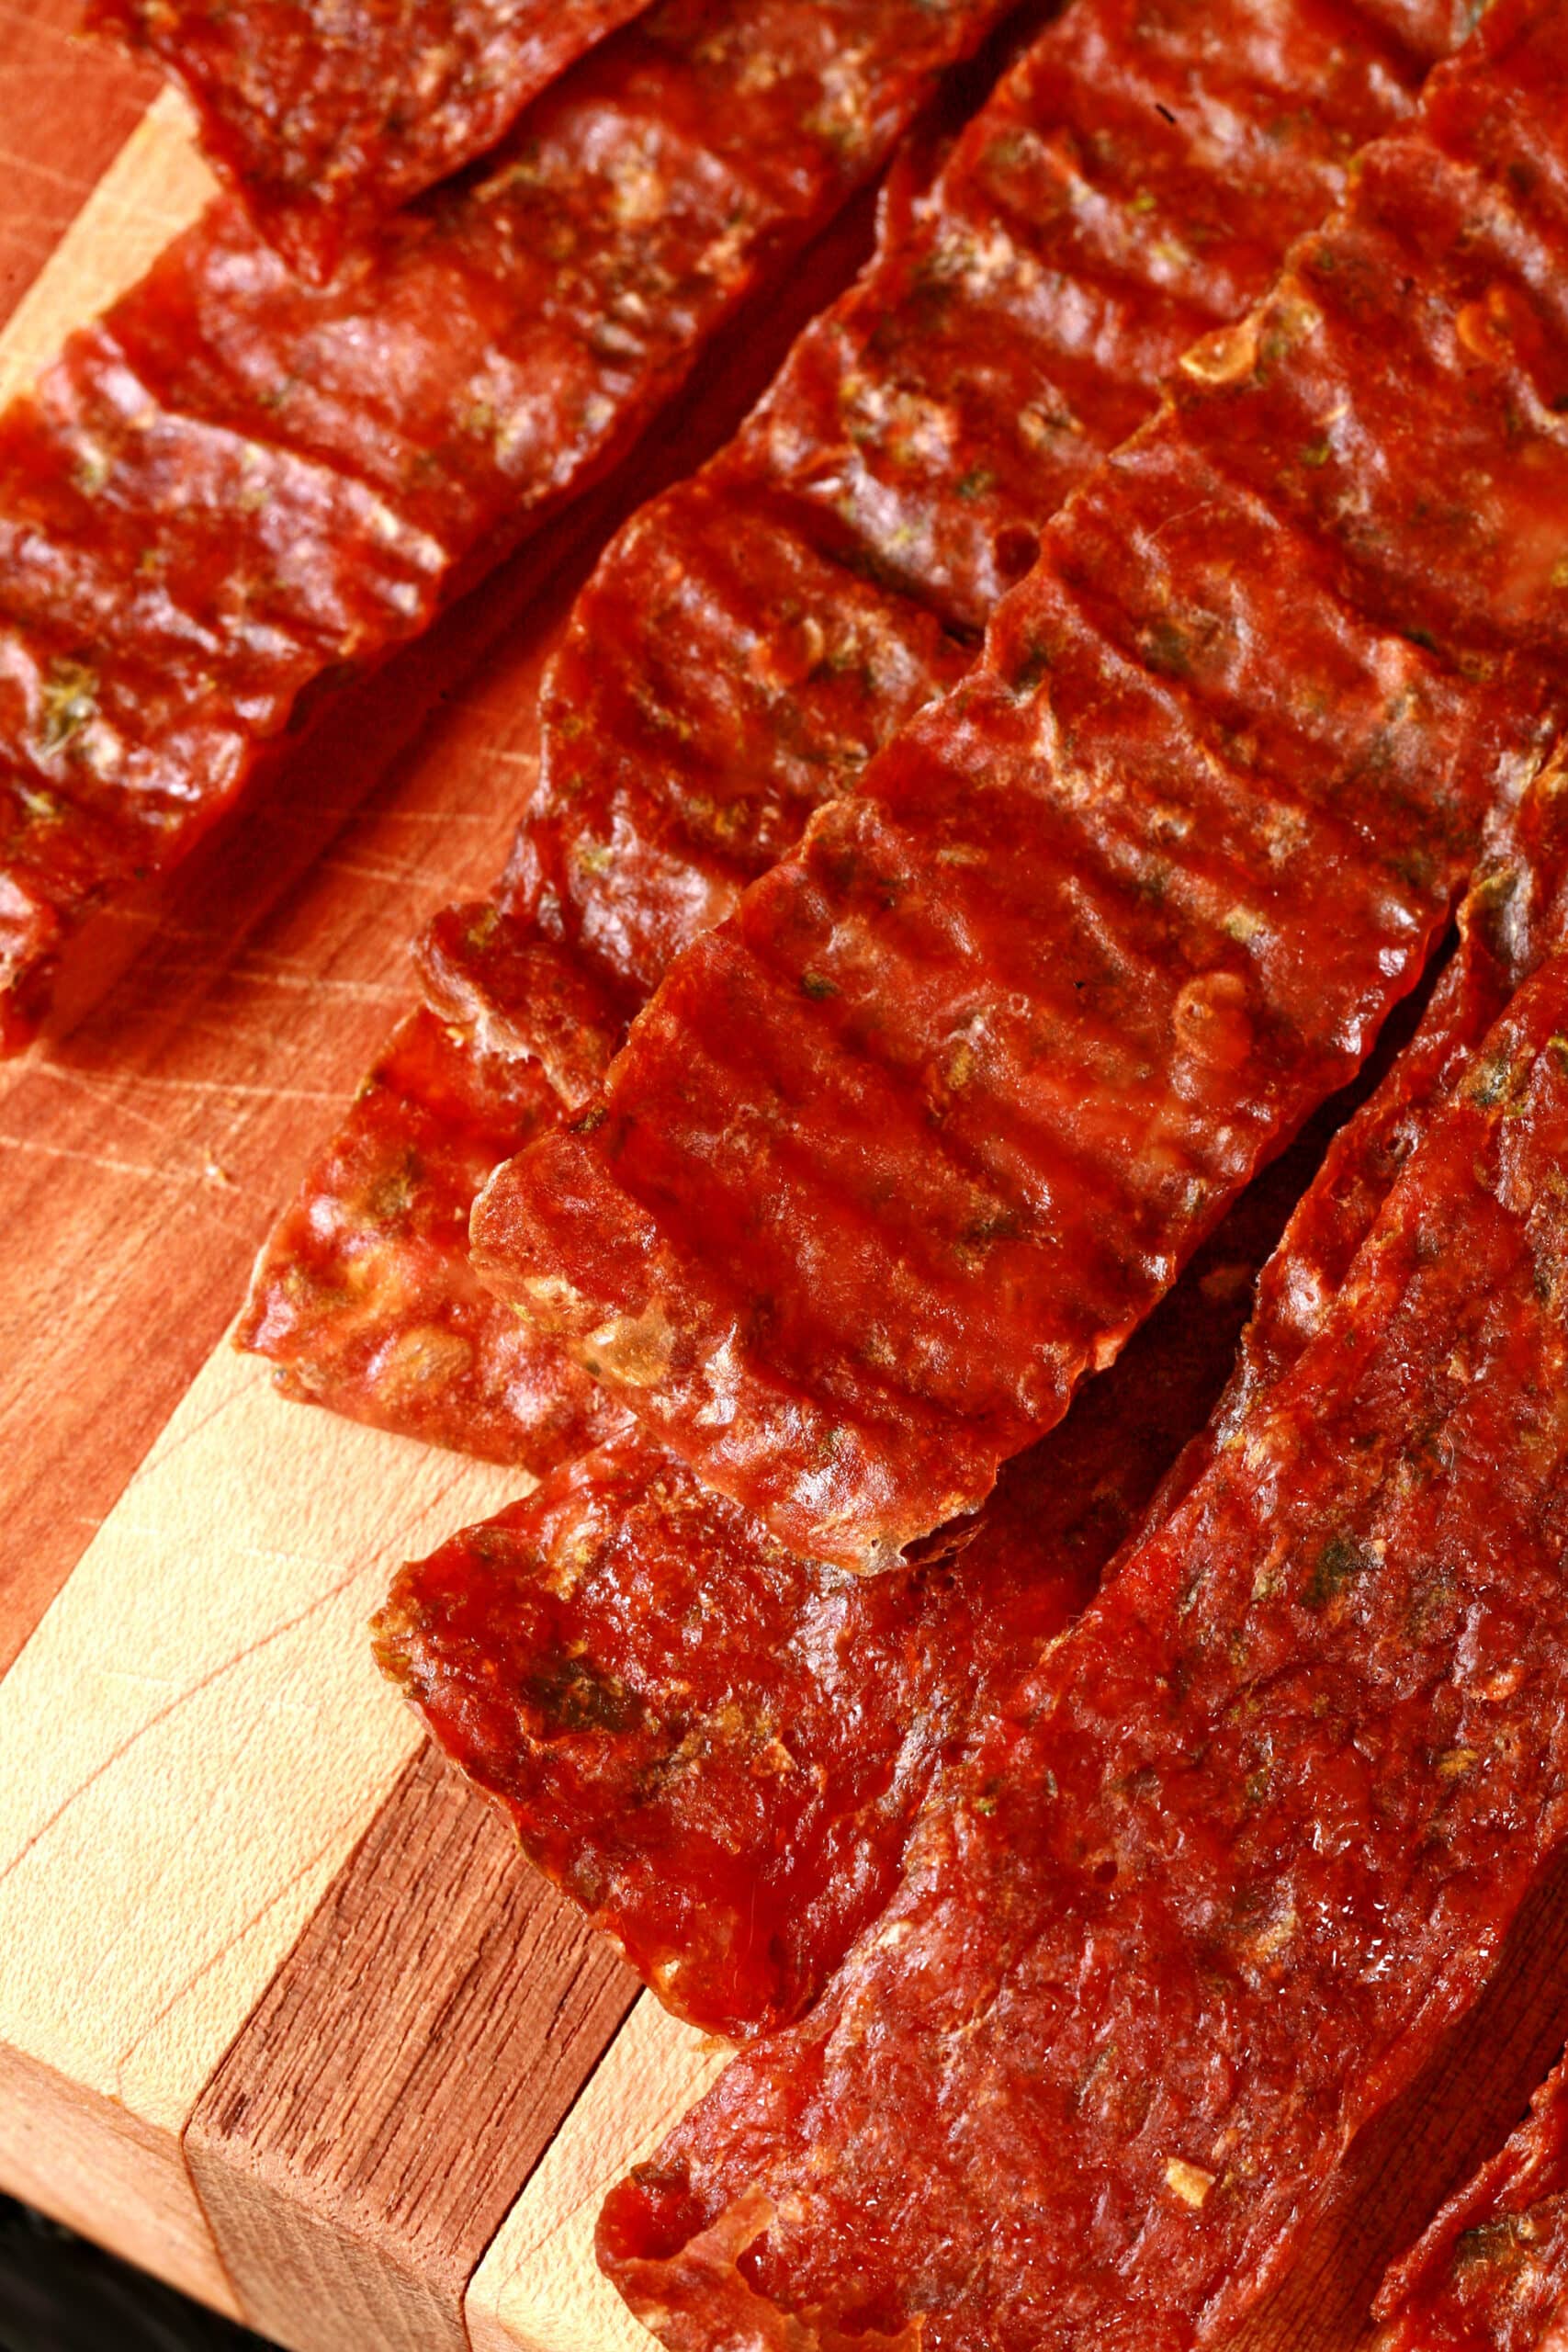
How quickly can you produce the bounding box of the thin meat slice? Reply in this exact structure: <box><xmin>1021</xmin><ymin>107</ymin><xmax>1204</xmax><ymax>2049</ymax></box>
<box><xmin>0</xmin><ymin>0</ymin><xmax>1018</xmax><ymax>1060</ymax></box>
<box><xmin>241</xmin><ymin>0</ymin><xmax>1465</xmax><ymax>1470</ymax></box>
<box><xmin>1139</xmin><ymin>728</ymin><xmax>1568</xmax><ymax>1533</ymax></box>
<box><xmin>1375</xmin><ymin>2052</ymin><xmax>1568</xmax><ymax>2352</ymax></box>
<box><xmin>372</xmin><ymin>1122</ymin><xmax>1328</xmax><ymax>2040</ymax></box>
<box><xmin>472</xmin><ymin>0</ymin><xmax>1568</xmax><ymax>1570</ymax></box>
<box><xmin>509</xmin><ymin>0</ymin><xmax>1463</xmax><ymax>1005</ymax></box>
<box><xmin>375</xmin><ymin>738</ymin><xmax>1568</xmax><ymax>2041</ymax></box>
<box><xmin>597</xmin><ymin>904</ymin><xmax>1568</xmax><ymax>2352</ymax></box>
<box><xmin>88</xmin><ymin>0</ymin><xmax>654</xmax><ymax>281</ymax></box>
<box><xmin>239</xmin><ymin>1006</ymin><xmax>627</xmax><ymax>1464</ymax></box>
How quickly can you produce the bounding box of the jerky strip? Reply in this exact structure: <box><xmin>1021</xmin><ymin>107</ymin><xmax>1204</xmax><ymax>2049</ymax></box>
<box><xmin>243</xmin><ymin>0</ymin><xmax>1462</xmax><ymax>1467</ymax></box>
<box><xmin>1140</xmin><ymin>729</ymin><xmax>1568</xmax><ymax>1535</ymax></box>
<box><xmin>240</xmin><ymin>1006</ymin><xmax>626</xmax><ymax>1464</ymax></box>
<box><xmin>472</xmin><ymin>0</ymin><xmax>1568</xmax><ymax>1569</ymax></box>
<box><xmin>88</xmin><ymin>0</ymin><xmax>653</xmax><ymax>281</ymax></box>
<box><xmin>598</xmin><ymin>900</ymin><xmax>1568</xmax><ymax>2352</ymax></box>
<box><xmin>1376</xmin><ymin>2052</ymin><xmax>1568</xmax><ymax>2352</ymax></box>
<box><xmin>511</xmin><ymin>0</ymin><xmax>1463</xmax><ymax>1008</ymax></box>
<box><xmin>0</xmin><ymin>0</ymin><xmax>1017</xmax><ymax>1060</ymax></box>
<box><xmin>374</xmin><ymin>751</ymin><xmax>1568</xmax><ymax>2041</ymax></box>
<box><xmin>372</xmin><ymin>1125</ymin><xmax>1325</xmax><ymax>2040</ymax></box>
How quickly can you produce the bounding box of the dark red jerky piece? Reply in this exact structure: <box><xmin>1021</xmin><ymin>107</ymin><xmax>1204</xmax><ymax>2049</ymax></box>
<box><xmin>506</xmin><ymin>481</ymin><xmax>973</xmax><ymax>1006</ymax></box>
<box><xmin>0</xmin><ymin>0</ymin><xmax>1019</xmax><ymax>1059</ymax></box>
<box><xmin>88</xmin><ymin>0</ymin><xmax>652</xmax><ymax>282</ymax></box>
<box><xmin>416</xmin><ymin>901</ymin><xmax>623</xmax><ymax>1113</ymax></box>
<box><xmin>472</xmin><ymin>8</ymin><xmax>1568</xmax><ymax>1571</ymax></box>
<box><xmin>598</xmin><ymin>934</ymin><xmax>1568</xmax><ymax>2352</ymax></box>
<box><xmin>240</xmin><ymin>1005</ymin><xmax>626</xmax><ymax>1466</ymax></box>
<box><xmin>367</xmin><ymin>811</ymin><xmax>1488</xmax><ymax>2041</ymax></box>
<box><xmin>243</xmin><ymin>0</ymin><xmax>1462</xmax><ymax>1464</ymax></box>
<box><xmin>1140</xmin><ymin>735</ymin><xmax>1568</xmax><ymax>1534</ymax></box>
<box><xmin>374</xmin><ymin>1121</ymin><xmax>1327</xmax><ymax>2040</ymax></box>
<box><xmin>1376</xmin><ymin>2052</ymin><xmax>1568</xmax><ymax>2352</ymax></box>
<box><xmin>505</xmin><ymin>0</ymin><xmax>1450</xmax><ymax>1012</ymax></box>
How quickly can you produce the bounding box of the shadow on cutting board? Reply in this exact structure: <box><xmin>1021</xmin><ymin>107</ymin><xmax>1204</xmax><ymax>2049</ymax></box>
<box><xmin>0</xmin><ymin>2199</ymin><xmax>277</xmax><ymax>2352</ymax></box>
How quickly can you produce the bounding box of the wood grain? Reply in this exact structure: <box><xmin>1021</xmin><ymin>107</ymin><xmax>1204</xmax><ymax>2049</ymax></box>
<box><xmin>468</xmin><ymin>1995</ymin><xmax>730</xmax><ymax>2352</ymax></box>
<box><xmin>0</xmin><ymin>85</ymin><xmax>211</xmax><ymax>407</ymax></box>
<box><xmin>187</xmin><ymin>1743</ymin><xmax>637</xmax><ymax>2352</ymax></box>
<box><xmin>0</xmin><ymin>0</ymin><xmax>156</xmax><ymax>333</ymax></box>
<box><xmin>0</xmin><ymin>26</ymin><xmax>874</xmax><ymax>2345</ymax></box>
<box><xmin>0</xmin><ymin>2040</ymin><xmax>245</xmax><ymax>2319</ymax></box>
<box><xmin>0</xmin><ymin>1342</ymin><xmax>518</xmax><ymax>2306</ymax></box>
<box><xmin>0</xmin><ymin>124</ymin><xmax>880</xmax><ymax>1684</ymax></box>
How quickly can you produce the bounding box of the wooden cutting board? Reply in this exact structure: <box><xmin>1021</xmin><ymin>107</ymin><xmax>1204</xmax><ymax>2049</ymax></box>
<box><xmin>6</xmin><ymin>31</ymin><xmax>1568</xmax><ymax>2352</ymax></box>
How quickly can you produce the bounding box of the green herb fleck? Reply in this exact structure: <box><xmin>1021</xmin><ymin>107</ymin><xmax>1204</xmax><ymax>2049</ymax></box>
<box><xmin>1007</xmin><ymin>639</ymin><xmax>1053</xmax><ymax>698</ymax></box>
<box><xmin>955</xmin><ymin>465</ymin><xmax>997</xmax><ymax>502</ymax></box>
<box><xmin>1303</xmin><ymin>1533</ymin><xmax>1372</xmax><ymax>1611</ymax></box>
<box><xmin>38</xmin><ymin>659</ymin><xmax>99</xmax><ymax>758</ymax></box>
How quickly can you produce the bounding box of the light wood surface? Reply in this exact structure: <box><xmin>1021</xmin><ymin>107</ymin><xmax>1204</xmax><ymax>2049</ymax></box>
<box><xmin>188</xmin><ymin>1743</ymin><xmax>637</xmax><ymax>2352</ymax></box>
<box><xmin>468</xmin><ymin>1997</ymin><xmax>731</xmax><ymax>2352</ymax></box>
<box><xmin>0</xmin><ymin>1340</ymin><xmax>517</xmax><ymax>2304</ymax></box>
<box><xmin>0</xmin><ymin>85</ymin><xmax>211</xmax><ymax>408</ymax></box>
<box><xmin>4</xmin><ymin>16</ymin><xmax>1567</xmax><ymax>2352</ymax></box>
<box><xmin>0</xmin><ymin>0</ymin><xmax>156</xmax><ymax>327</ymax></box>
<box><xmin>0</xmin><ymin>38</ymin><xmax>824</xmax><ymax>2350</ymax></box>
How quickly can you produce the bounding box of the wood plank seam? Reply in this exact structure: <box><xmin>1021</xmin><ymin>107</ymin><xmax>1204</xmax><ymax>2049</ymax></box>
<box><xmin>0</xmin><ymin>1340</ymin><xmax>521</xmax><ymax>2322</ymax></box>
<box><xmin>184</xmin><ymin>1738</ymin><xmax>640</xmax><ymax>2352</ymax></box>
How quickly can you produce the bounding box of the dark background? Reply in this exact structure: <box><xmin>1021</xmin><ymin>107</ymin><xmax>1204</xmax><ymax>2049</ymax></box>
<box><xmin>0</xmin><ymin>2203</ymin><xmax>277</xmax><ymax>2352</ymax></box>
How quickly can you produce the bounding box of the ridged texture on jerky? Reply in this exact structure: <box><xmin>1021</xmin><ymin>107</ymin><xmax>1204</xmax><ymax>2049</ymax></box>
<box><xmin>1375</xmin><ymin>2051</ymin><xmax>1568</xmax><ymax>2352</ymax></box>
<box><xmin>507</xmin><ymin>0</ymin><xmax>1466</xmax><ymax>1006</ymax></box>
<box><xmin>88</xmin><ymin>0</ymin><xmax>653</xmax><ymax>280</ymax></box>
<box><xmin>0</xmin><ymin>0</ymin><xmax>1015</xmax><ymax>1061</ymax></box>
<box><xmin>377</xmin><ymin>744</ymin><xmax>1568</xmax><ymax>2041</ymax></box>
<box><xmin>372</xmin><ymin>1126</ymin><xmax>1327</xmax><ymax>2039</ymax></box>
<box><xmin>472</xmin><ymin>0</ymin><xmax>1568</xmax><ymax>1569</ymax></box>
<box><xmin>597</xmin><ymin>914</ymin><xmax>1568</xmax><ymax>2348</ymax></box>
<box><xmin>243</xmin><ymin>0</ymin><xmax>1464</xmax><ymax>1467</ymax></box>
<box><xmin>1140</xmin><ymin>730</ymin><xmax>1568</xmax><ymax>1532</ymax></box>
<box><xmin>240</xmin><ymin>1006</ymin><xmax>628</xmax><ymax>1461</ymax></box>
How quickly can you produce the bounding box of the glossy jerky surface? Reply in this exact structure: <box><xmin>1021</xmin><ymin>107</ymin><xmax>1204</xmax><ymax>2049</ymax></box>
<box><xmin>247</xmin><ymin>0</ymin><xmax>1463</xmax><ymax>1466</ymax></box>
<box><xmin>473</xmin><ymin>3</ymin><xmax>1568</xmax><ymax>1569</ymax></box>
<box><xmin>1143</xmin><ymin>737</ymin><xmax>1568</xmax><ymax>1532</ymax></box>
<box><xmin>0</xmin><ymin>0</ymin><xmax>1016</xmax><ymax>1063</ymax></box>
<box><xmin>373</xmin><ymin>1128</ymin><xmax>1327</xmax><ymax>2039</ymax></box>
<box><xmin>598</xmin><ymin>928</ymin><xmax>1568</xmax><ymax>2352</ymax></box>
<box><xmin>243</xmin><ymin>1007</ymin><xmax>627</xmax><ymax>1465</ymax></box>
<box><xmin>506</xmin><ymin>0</ymin><xmax>1458</xmax><ymax>1007</ymax></box>
<box><xmin>1376</xmin><ymin>2052</ymin><xmax>1568</xmax><ymax>2352</ymax></box>
<box><xmin>375</xmin><ymin>756</ymin><xmax>1568</xmax><ymax>2041</ymax></box>
<box><xmin>88</xmin><ymin>0</ymin><xmax>652</xmax><ymax>279</ymax></box>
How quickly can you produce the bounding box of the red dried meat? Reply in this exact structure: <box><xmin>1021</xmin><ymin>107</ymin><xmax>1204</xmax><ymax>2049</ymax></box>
<box><xmin>373</xmin><ymin>1121</ymin><xmax>1330</xmax><ymax>2039</ymax></box>
<box><xmin>1141</xmin><ymin>730</ymin><xmax>1568</xmax><ymax>1536</ymax></box>
<box><xmin>597</xmin><ymin>873</ymin><xmax>1568</xmax><ymax>2351</ymax></box>
<box><xmin>88</xmin><ymin>0</ymin><xmax>652</xmax><ymax>280</ymax></box>
<box><xmin>471</xmin><ymin>0</ymin><xmax>1568</xmax><ymax>1571</ymax></box>
<box><xmin>243</xmin><ymin>0</ymin><xmax>1463</xmax><ymax>1468</ymax></box>
<box><xmin>241</xmin><ymin>1006</ymin><xmax>627</xmax><ymax>1462</ymax></box>
<box><xmin>372</xmin><ymin>747</ymin><xmax>1568</xmax><ymax>2042</ymax></box>
<box><xmin>1375</xmin><ymin>2052</ymin><xmax>1568</xmax><ymax>2352</ymax></box>
<box><xmin>0</xmin><ymin>0</ymin><xmax>1015</xmax><ymax>1063</ymax></box>
<box><xmin>507</xmin><ymin>0</ymin><xmax>1465</xmax><ymax>1008</ymax></box>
